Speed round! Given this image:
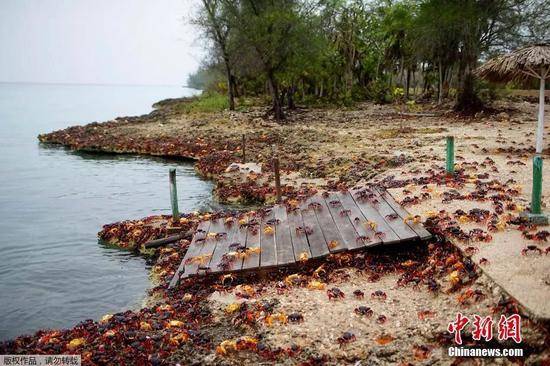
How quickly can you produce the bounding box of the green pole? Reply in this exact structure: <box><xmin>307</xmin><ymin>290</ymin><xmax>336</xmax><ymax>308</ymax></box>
<box><xmin>169</xmin><ymin>168</ymin><xmax>180</xmax><ymax>223</ymax></box>
<box><xmin>446</xmin><ymin>136</ymin><xmax>455</xmax><ymax>174</ymax></box>
<box><xmin>531</xmin><ymin>155</ymin><xmax>543</xmax><ymax>215</ymax></box>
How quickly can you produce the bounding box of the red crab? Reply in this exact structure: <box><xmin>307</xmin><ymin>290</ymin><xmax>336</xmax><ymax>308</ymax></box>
<box><xmin>353</xmin><ymin>290</ymin><xmax>365</xmax><ymax>299</ymax></box>
<box><xmin>327</xmin><ymin>287</ymin><xmax>345</xmax><ymax>300</ymax></box>
<box><xmin>265</xmin><ymin>218</ymin><xmax>280</xmax><ymax>226</ymax></box>
<box><xmin>521</xmin><ymin>245</ymin><xmax>542</xmax><ymax>256</ymax></box>
<box><xmin>376</xmin><ymin>314</ymin><xmax>387</xmax><ymax>324</ymax></box>
<box><xmin>340</xmin><ymin>209</ymin><xmax>352</xmax><ymax>217</ymax></box>
<box><xmin>354</xmin><ymin>306</ymin><xmax>373</xmax><ymax>317</ymax></box>
<box><xmin>288</xmin><ymin>313</ymin><xmax>304</xmax><ymax>323</ymax></box>
<box><xmin>296</xmin><ymin>226</ymin><xmax>313</xmax><ymax>235</ymax></box>
<box><xmin>308</xmin><ymin>202</ymin><xmax>322</xmax><ymax>211</ymax></box>
<box><xmin>523</xmin><ymin>230</ymin><xmax>550</xmax><ymax>241</ymax></box>
<box><xmin>337</xmin><ymin>332</ymin><xmax>356</xmax><ymax>347</ymax></box>
<box><xmin>371</xmin><ymin>290</ymin><xmax>387</xmax><ymax>300</ymax></box>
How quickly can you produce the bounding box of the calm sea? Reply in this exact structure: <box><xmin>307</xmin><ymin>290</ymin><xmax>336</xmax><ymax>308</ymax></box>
<box><xmin>0</xmin><ymin>83</ymin><xmax>217</xmax><ymax>340</ymax></box>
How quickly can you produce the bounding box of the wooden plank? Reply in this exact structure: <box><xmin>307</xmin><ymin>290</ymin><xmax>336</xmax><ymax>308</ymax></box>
<box><xmin>187</xmin><ymin>218</ymin><xmax>226</xmax><ymax>276</ymax></box>
<box><xmin>169</xmin><ymin>220</ymin><xmax>210</xmax><ymax>287</ymax></box>
<box><xmin>286</xmin><ymin>206</ymin><xmax>312</xmax><ymax>262</ymax></box>
<box><xmin>208</xmin><ymin>219</ymin><xmax>240</xmax><ymax>273</ymax></box>
<box><xmin>226</xmin><ymin>222</ymin><xmax>248</xmax><ymax>273</ymax></box>
<box><xmin>307</xmin><ymin>195</ymin><xmax>347</xmax><ymax>253</ymax></box>
<box><xmin>299</xmin><ymin>200</ymin><xmax>329</xmax><ymax>258</ymax></box>
<box><xmin>376</xmin><ymin>188</ymin><xmax>432</xmax><ymax>240</ymax></box>
<box><xmin>259</xmin><ymin>207</ymin><xmax>278</xmax><ymax>268</ymax></box>
<box><xmin>349</xmin><ymin>186</ymin><xmax>414</xmax><ymax>242</ymax></box>
<box><xmin>241</xmin><ymin>214</ymin><xmax>261</xmax><ymax>270</ymax></box>
<box><xmin>273</xmin><ymin>205</ymin><xmax>296</xmax><ymax>266</ymax></box>
<box><xmin>321</xmin><ymin>193</ymin><xmax>358</xmax><ymax>250</ymax></box>
<box><xmin>333</xmin><ymin>191</ymin><xmax>383</xmax><ymax>249</ymax></box>
<box><xmin>343</xmin><ymin>188</ymin><xmax>400</xmax><ymax>245</ymax></box>
<box><xmin>170</xmin><ymin>186</ymin><xmax>430</xmax><ymax>285</ymax></box>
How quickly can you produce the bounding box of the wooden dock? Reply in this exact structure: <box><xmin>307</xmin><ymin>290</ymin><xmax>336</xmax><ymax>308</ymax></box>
<box><xmin>169</xmin><ymin>186</ymin><xmax>431</xmax><ymax>288</ymax></box>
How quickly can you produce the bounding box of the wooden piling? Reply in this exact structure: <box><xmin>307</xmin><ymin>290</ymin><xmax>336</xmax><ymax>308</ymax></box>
<box><xmin>169</xmin><ymin>168</ymin><xmax>180</xmax><ymax>223</ymax></box>
<box><xmin>272</xmin><ymin>148</ymin><xmax>282</xmax><ymax>203</ymax></box>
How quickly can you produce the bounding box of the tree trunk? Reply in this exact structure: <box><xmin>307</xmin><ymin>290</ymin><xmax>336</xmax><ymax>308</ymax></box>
<box><xmin>231</xmin><ymin>75</ymin><xmax>238</xmax><ymax>98</ymax></box>
<box><xmin>222</xmin><ymin>55</ymin><xmax>235</xmax><ymax>111</ymax></box>
<box><xmin>267</xmin><ymin>72</ymin><xmax>284</xmax><ymax>120</ymax></box>
<box><xmin>345</xmin><ymin>65</ymin><xmax>353</xmax><ymax>99</ymax></box>
<box><xmin>422</xmin><ymin>73</ymin><xmax>428</xmax><ymax>95</ymax></box>
<box><xmin>444</xmin><ymin>67</ymin><xmax>451</xmax><ymax>98</ymax></box>
<box><xmin>438</xmin><ymin>59</ymin><xmax>443</xmax><ymax>105</ymax></box>
<box><xmin>405</xmin><ymin>69</ymin><xmax>411</xmax><ymax>100</ymax></box>
<box><xmin>455</xmin><ymin>63</ymin><xmax>483</xmax><ymax>113</ymax></box>
<box><xmin>411</xmin><ymin>70</ymin><xmax>416</xmax><ymax>97</ymax></box>
<box><xmin>287</xmin><ymin>85</ymin><xmax>296</xmax><ymax>109</ymax></box>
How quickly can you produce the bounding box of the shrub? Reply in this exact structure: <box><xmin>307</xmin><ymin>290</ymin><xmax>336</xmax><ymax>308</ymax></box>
<box><xmin>177</xmin><ymin>93</ymin><xmax>229</xmax><ymax>114</ymax></box>
<box><xmin>367</xmin><ymin>79</ymin><xmax>392</xmax><ymax>104</ymax></box>
<box><xmin>475</xmin><ymin>79</ymin><xmax>498</xmax><ymax>104</ymax></box>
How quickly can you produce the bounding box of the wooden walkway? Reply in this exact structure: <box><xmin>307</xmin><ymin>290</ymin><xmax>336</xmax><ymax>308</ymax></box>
<box><xmin>169</xmin><ymin>186</ymin><xmax>431</xmax><ymax>288</ymax></box>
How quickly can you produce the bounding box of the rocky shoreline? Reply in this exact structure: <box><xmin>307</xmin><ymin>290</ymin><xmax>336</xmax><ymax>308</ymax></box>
<box><xmin>3</xmin><ymin>98</ymin><xmax>549</xmax><ymax>365</ymax></box>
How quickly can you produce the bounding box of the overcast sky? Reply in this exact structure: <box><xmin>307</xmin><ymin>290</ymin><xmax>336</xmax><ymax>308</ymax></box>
<box><xmin>0</xmin><ymin>0</ymin><xmax>204</xmax><ymax>85</ymax></box>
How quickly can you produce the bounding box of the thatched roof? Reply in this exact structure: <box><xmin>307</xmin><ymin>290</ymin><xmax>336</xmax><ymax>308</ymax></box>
<box><xmin>475</xmin><ymin>44</ymin><xmax>550</xmax><ymax>82</ymax></box>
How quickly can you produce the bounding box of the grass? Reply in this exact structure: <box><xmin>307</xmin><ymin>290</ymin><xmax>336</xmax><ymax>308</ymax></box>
<box><xmin>176</xmin><ymin>93</ymin><xmax>229</xmax><ymax>114</ymax></box>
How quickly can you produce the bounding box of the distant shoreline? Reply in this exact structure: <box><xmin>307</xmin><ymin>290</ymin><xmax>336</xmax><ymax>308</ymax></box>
<box><xmin>0</xmin><ymin>80</ymin><xmax>198</xmax><ymax>89</ymax></box>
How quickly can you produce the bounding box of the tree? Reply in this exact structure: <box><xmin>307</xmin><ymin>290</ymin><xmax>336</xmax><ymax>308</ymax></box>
<box><xmin>190</xmin><ymin>0</ymin><xmax>550</xmax><ymax>113</ymax></box>
<box><xmin>195</xmin><ymin>0</ymin><xmax>236</xmax><ymax>110</ymax></box>
<box><xmin>223</xmin><ymin>0</ymin><xmax>314</xmax><ymax>120</ymax></box>
<box><xmin>186</xmin><ymin>62</ymin><xmax>225</xmax><ymax>90</ymax></box>
<box><xmin>380</xmin><ymin>1</ymin><xmax>416</xmax><ymax>98</ymax></box>
<box><xmin>416</xmin><ymin>0</ymin><xmax>550</xmax><ymax>112</ymax></box>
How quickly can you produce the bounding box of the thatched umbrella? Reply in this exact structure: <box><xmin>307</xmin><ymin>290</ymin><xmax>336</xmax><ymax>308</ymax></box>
<box><xmin>476</xmin><ymin>44</ymin><xmax>549</xmax><ymax>223</ymax></box>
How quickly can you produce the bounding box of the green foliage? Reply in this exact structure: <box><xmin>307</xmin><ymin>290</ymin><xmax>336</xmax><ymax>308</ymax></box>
<box><xmin>475</xmin><ymin>79</ymin><xmax>499</xmax><ymax>104</ymax></box>
<box><xmin>186</xmin><ymin>64</ymin><xmax>225</xmax><ymax>91</ymax></box>
<box><xmin>191</xmin><ymin>0</ymin><xmax>550</xmax><ymax>112</ymax></box>
<box><xmin>367</xmin><ymin>79</ymin><xmax>392</xmax><ymax>104</ymax></box>
<box><xmin>176</xmin><ymin>93</ymin><xmax>229</xmax><ymax>114</ymax></box>
<box><xmin>392</xmin><ymin>87</ymin><xmax>404</xmax><ymax>100</ymax></box>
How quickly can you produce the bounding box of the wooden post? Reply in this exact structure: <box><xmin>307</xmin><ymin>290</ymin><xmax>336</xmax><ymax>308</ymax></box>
<box><xmin>169</xmin><ymin>168</ymin><xmax>180</xmax><ymax>223</ymax></box>
<box><xmin>272</xmin><ymin>147</ymin><xmax>282</xmax><ymax>203</ymax></box>
<box><xmin>446</xmin><ymin>136</ymin><xmax>455</xmax><ymax>174</ymax></box>
<box><xmin>242</xmin><ymin>134</ymin><xmax>246</xmax><ymax>163</ymax></box>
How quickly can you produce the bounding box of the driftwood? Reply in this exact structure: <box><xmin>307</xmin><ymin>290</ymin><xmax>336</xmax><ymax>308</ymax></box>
<box><xmin>144</xmin><ymin>232</ymin><xmax>188</xmax><ymax>249</ymax></box>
